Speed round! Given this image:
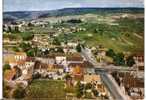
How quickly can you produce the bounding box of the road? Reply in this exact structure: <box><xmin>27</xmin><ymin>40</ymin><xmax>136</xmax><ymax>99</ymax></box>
<box><xmin>81</xmin><ymin>47</ymin><xmax>131</xmax><ymax>100</ymax></box>
<box><xmin>100</xmin><ymin>73</ymin><xmax>128</xmax><ymax>100</ymax></box>
<box><xmin>81</xmin><ymin>47</ymin><xmax>136</xmax><ymax>72</ymax></box>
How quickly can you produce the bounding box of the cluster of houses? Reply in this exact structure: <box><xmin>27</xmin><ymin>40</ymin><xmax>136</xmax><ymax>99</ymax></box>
<box><xmin>112</xmin><ymin>71</ymin><xmax>144</xmax><ymax>100</ymax></box>
<box><xmin>33</xmin><ymin>53</ymin><xmax>85</xmax><ymax>80</ymax></box>
<box><xmin>33</xmin><ymin>52</ymin><xmax>111</xmax><ymax>98</ymax></box>
<box><xmin>3</xmin><ymin>50</ymin><xmax>111</xmax><ymax>98</ymax></box>
<box><xmin>4</xmin><ymin>51</ymin><xmax>35</xmax><ymax>87</ymax></box>
<box><xmin>109</xmin><ymin>52</ymin><xmax>144</xmax><ymax>100</ymax></box>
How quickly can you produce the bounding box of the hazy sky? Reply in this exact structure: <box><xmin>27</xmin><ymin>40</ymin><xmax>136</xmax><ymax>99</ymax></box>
<box><xmin>4</xmin><ymin>0</ymin><xmax>144</xmax><ymax>12</ymax></box>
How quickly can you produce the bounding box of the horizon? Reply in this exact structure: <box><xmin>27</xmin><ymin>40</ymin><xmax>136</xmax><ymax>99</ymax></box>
<box><xmin>4</xmin><ymin>0</ymin><xmax>144</xmax><ymax>12</ymax></box>
<box><xmin>3</xmin><ymin>7</ymin><xmax>144</xmax><ymax>13</ymax></box>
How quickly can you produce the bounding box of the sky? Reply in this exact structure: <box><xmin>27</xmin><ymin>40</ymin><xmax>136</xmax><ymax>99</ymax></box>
<box><xmin>4</xmin><ymin>0</ymin><xmax>144</xmax><ymax>12</ymax></box>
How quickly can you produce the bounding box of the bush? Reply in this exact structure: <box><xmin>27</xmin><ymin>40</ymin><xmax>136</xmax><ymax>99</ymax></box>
<box><xmin>12</xmin><ymin>85</ymin><xmax>26</xmax><ymax>99</ymax></box>
<box><xmin>3</xmin><ymin>64</ymin><xmax>11</xmax><ymax>72</ymax></box>
<box><xmin>27</xmin><ymin>49</ymin><xmax>35</xmax><ymax>57</ymax></box>
<box><xmin>13</xmin><ymin>47</ymin><xmax>20</xmax><ymax>52</ymax></box>
<box><xmin>3</xmin><ymin>81</ymin><xmax>11</xmax><ymax>98</ymax></box>
<box><xmin>56</xmin><ymin>47</ymin><xmax>64</xmax><ymax>53</ymax></box>
<box><xmin>126</xmin><ymin>56</ymin><xmax>135</xmax><ymax>67</ymax></box>
<box><xmin>92</xmin><ymin>89</ymin><xmax>99</xmax><ymax>97</ymax></box>
<box><xmin>76</xmin><ymin>44</ymin><xmax>81</xmax><ymax>52</ymax></box>
<box><xmin>32</xmin><ymin>72</ymin><xmax>41</xmax><ymax>79</ymax></box>
<box><xmin>64</xmin><ymin>74</ymin><xmax>71</xmax><ymax>80</ymax></box>
<box><xmin>67</xmin><ymin>19</ymin><xmax>82</xmax><ymax>23</ymax></box>
<box><xmin>21</xmin><ymin>32</ymin><xmax>34</xmax><ymax>41</ymax></box>
<box><xmin>85</xmin><ymin>83</ymin><xmax>92</xmax><ymax>90</ymax></box>
<box><xmin>106</xmin><ymin>49</ymin><xmax>116</xmax><ymax>58</ymax></box>
<box><xmin>75</xmin><ymin>81</ymin><xmax>84</xmax><ymax>98</ymax></box>
<box><xmin>113</xmin><ymin>53</ymin><xmax>125</xmax><ymax>66</ymax></box>
<box><xmin>20</xmin><ymin>42</ymin><xmax>31</xmax><ymax>52</ymax></box>
<box><xmin>106</xmin><ymin>49</ymin><xmax>126</xmax><ymax>66</ymax></box>
<box><xmin>52</xmin><ymin>38</ymin><xmax>61</xmax><ymax>45</ymax></box>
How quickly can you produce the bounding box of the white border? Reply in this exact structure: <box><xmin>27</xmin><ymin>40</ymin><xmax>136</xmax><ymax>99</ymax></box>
<box><xmin>0</xmin><ymin>0</ymin><xmax>2</xmax><ymax>99</ymax></box>
<box><xmin>144</xmin><ymin>0</ymin><xmax>146</xmax><ymax>99</ymax></box>
<box><xmin>0</xmin><ymin>0</ymin><xmax>145</xmax><ymax>100</ymax></box>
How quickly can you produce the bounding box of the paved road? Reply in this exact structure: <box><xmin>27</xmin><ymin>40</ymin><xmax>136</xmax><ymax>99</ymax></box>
<box><xmin>81</xmin><ymin>47</ymin><xmax>136</xmax><ymax>72</ymax></box>
<box><xmin>81</xmin><ymin>47</ymin><xmax>130</xmax><ymax>100</ymax></box>
<box><xmin>100</xmin><ymin>73</ymin><xmax>127</xmax><ymax>100</ymax></box>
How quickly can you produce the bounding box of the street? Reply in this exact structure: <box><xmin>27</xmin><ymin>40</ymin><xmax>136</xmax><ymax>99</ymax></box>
<box><xmin>81</xmin><ymin>47</ymin><xmax>130</xmax><ymax>100</ymax></box>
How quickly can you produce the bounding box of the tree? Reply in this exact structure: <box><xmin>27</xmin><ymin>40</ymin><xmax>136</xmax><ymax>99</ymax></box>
<box><xmin>12</xmin><ymin>85</ymin><xmax>26</xmax><ymax>99</ymax></box>
<box><xmin>85</xmin><ymin>83</ymin><xmax>92</xmax><ymax>90</ymax></box>
<box><xmin>32</xmin><ymin>72</ymin><xmax>41</xmax><ymax>79</ymax></box>
<box><xmin>64</xmin><ymin>73</ymin><xmax>71</xmax><ymax>80</ymax></box>
<box><xmin>76</xmin><ymin>44</ymin><xmax>81</xmax><ymax>52</ymax></box>
<box><xmin>92</xmin><ymin>89</ymin><xmax>99</xmax><ymax>97</ymax></box>
<box><xmin>52</xmin><ymin>38</ymin><xmax>60</xmax><ymax>45</ymax></box>
<box><xmin>43</xmin><ymin>49</ymin><xmax>49</xmax><ymax>56</ymax></box>
<box><xmin>20</xmin><ymin>42</ymin><xmax>31</xmax><ymax>52</ymax></box>
<box><xmin>126</xmin><ymin>56</ymin><xmax>135</xmax><ymax>67</ymax></box>
<box><xmin>32</xmin><ymin>46</ymin><xmax>38</xmax><ymax>56</ymax></box>
<box><xmin>3</xmin><ymin>64</ymin><xmax>11</xmax><ymax>72</ymax></box>
<box><xmin>67</xmin><ymin>19</ymin><xmax>82</xmax><ymax>23</ymax></box>
<box><xmin>14</xmin><ymin>26</ymin><xmax>20</xmax><ymax>32</ymax></box>
<box><xmin>57</xmin><ymin>47</ymin><xmax>64</xmax><ymax>53</ymax></box>
<box><xmin>21</xmin><ymin>32</ymin><xmax>34</xmax><ymax>41</ymax></box>
<box><xmin>113</xmin><ymin>53</ymin><xmax>125</xmax><ymax>66</ymax></box>
<box><xmin>3</xmin><ymin>81</ymin><xmax>11</xmax><ymax>98</ymax></box>
<box><xmin>27</xmin><ymin>49</ymin><xmax>35</xmax><ymax>57</ymax></box>
<box><xmin>76</xmin><ymin>81</ymin><xmax>84</xmax><ymax>98</ymax></box>
<box><xmin>8</xmin><ymin>26</ymin><xmax>12</xmax><ymax>32</ymax></box>
<box><xmin>13</xmin><ymin>47</ymin><xmax>20</xmax><ymax>52</ymax></box>
<box><xmin>106</xmin><ymin>49</ymin><xmax>116</xmax><ymax>58</ymax></box>
<box><xmin>96</xmin><ymin>24</ymin><xmax>106</xmax><ymax>35</ymax></box>
<box><xmin>28</xmin><ymin>22</ymin><xmax>34</xmax><ymax>27</ymax></box>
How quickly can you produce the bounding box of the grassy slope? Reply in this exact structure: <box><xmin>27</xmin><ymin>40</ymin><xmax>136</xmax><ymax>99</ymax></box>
<box><xmin>25</xmin><ymin>80</ymin><xmax>66</xmax><ymax>99</ymax></box>
<box><xmin>58</xmin><ymin>17</ymin><xmax>144</xmax><ymax>53</ymax></box>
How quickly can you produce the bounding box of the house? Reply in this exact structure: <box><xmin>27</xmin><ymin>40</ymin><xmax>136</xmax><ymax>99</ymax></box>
<box><xmin>14</xmin><ymin>52</ymin><xmax>27</xmax><ymax>62</ymax></box>
<box><xmin>133</xmin><ymin>53</ymin><xmax>144</xmax><ymax>68</ymax></box>
<box><xmin>123</xmin><ymin>77</ymin><xmax>144</xmax><ymax>99</ymax></box>
<box><xmin>18</xmin><ymin>61</ymin><xmax>35</xmax><ymax>72</ymax></box>
<box><xmin>48</xmin><ymin>31</ymin><xmax>56</xmax><ymax>38</ymax></box>
<box><xmin>55</xmin><ymin>56</ymin><xmax>67</xmax><ymax>65</ymax></box>
<box><xmin>47</xmin><ymin>64</ymin><xmax>64</xmax><ymax>73</ymax></box>
<box><xmin>67</xmin><ymin>54</ymin><xmax>84</xmax><ymax>64</ymax></box>
<box><xmin>34</xmin><ymin>62</ymin><xmax>48</xmax><ymax>74</ymax></box>
<box><xmin>33</xmin><ymin>60</ymin><xmax>64</xmax><ymax>78</ymax></box>
<box><xmin>84</xmin><ymin>74</ymin><xmax>109</xmax><ymax>97</ymax></box>
<box><xmin>113</xmin><ymin>72</ymin><xmax>144</xmax><ymax>99</ymax></box>
<box><xmin>3</xmin><ymin>52</ymin><xmax>27</xmax><ymax>68</ymax></box>
<box><xmin>68</xmin><ymin>63</ymin><xmax>84</xmax><ymax>80</ymax></box>
<box><xmin>32</xmin><ymin>34</ymin><xmax>49</xmax><ymax>47</ymax></box>
<box><xmin>3</xmin><ymin>53</ymin><xmax>17</xmax><ymax>68</ymax></box>
<box><xmin>84</xmin><ymin>74</ymin><xmax>101</xmax><ymax>84</ymax></box>
<box><xmin>3</xmin><ymin>38</ymin><xmax>10</xmax><ymax>43</ymax></box>
<box><xmin>97</xmin><ymin>48</ymin><xmax>107</xmax><ymax>57</ymax></box>
<box><xmin>36</xmin><ymin>57</ymin><xmax>55</xmax><ymax>65</ymax></box>
<box><xmin>67</xmin><ymin>42</ymin><xmax>78</xmax><ymax>48</ymax></box>
<box><xmin>83</xmin><ymin>61</ymin><xmax>95</xmax><ymax>74</ymax></box>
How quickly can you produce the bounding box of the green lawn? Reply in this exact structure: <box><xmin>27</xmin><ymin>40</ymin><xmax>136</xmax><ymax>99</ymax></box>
<box><xmin>25</xmin><ymin>80</ymin><xmax>66</xmax><ymax>99</ymax></box>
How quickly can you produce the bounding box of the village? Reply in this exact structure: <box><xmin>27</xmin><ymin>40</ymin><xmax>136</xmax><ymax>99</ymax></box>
<box><xmin>3</xmin><ymin>10</ymin><xmax>144</xmax><ymax>100</ymax></box>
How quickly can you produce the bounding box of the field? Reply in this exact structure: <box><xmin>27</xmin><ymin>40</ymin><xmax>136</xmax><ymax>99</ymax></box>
<box><xmin>25</xmin><ymin>80</ymin><xmax>66</xmax><ymax>99</ymax></box>
<box><xmin>58</xmin><ymin>15</ymin><xmax>144</xmax><ymax>53</ymax></box>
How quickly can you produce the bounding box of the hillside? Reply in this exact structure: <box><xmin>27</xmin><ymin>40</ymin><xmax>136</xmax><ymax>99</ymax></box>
<box><xmin>3</xmin><ymin>8</ymin><xmax>144</xmax><ymax>23</ymax></box>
